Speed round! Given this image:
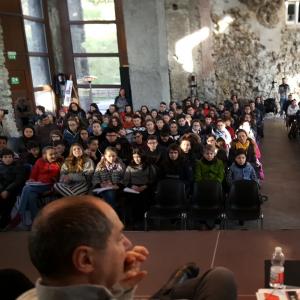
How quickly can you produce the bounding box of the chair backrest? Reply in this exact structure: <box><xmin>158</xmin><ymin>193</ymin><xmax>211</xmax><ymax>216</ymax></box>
<box><xmin>155</xmin><ymin>179</ymin><xmax>186</xmax><ymax>207</ymax></box>
<box><xmin>228</xmin><ymin>180</ymin><xmax>260</xmax><ymax>208</ymax></box>
<box><xmin>192</xmin><ymin>180</ymin><xmax>223</xmax><ymax>209</ymax></box>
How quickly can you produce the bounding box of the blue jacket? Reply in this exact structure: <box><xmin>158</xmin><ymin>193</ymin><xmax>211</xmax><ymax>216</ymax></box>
<box><xmin>228</xmin><ymin>162</ymin><xmax>258</xmax><ymax>184</ymax></box>
<box><xmin>63</xmin><ymin>129</ymin><xmax>79</xmax><ymax>146</ymax></box>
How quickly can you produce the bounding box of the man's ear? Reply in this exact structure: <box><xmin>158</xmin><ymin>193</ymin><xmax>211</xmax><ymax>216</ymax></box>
<box><xmin>72</xmin><ymin>246</ymin><xmax>95</xmax><ymax>274</ymax></box>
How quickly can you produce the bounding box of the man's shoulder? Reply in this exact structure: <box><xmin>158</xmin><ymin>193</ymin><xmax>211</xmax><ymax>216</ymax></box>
<box><xmin>17</xmin><ymin>288</ymin><xmax>38</xmax><ymax>300</ymax></box>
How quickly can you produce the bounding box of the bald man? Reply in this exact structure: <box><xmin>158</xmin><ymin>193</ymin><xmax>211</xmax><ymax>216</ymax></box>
<box><xmin>18</xmin><ymin>196</ymin><xmax>149</xmax><ymax>300</ymax></box>
<box><xmin>18</xmin><ymin>196</ymin><xmax>237</xmax><ymax>300</ymax></box>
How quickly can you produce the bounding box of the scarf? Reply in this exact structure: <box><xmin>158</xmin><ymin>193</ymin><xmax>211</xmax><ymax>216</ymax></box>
<box><xmin>235</xmin><ymin>140</ymin><xmax>250</xmax><ymax>151</ymax></box>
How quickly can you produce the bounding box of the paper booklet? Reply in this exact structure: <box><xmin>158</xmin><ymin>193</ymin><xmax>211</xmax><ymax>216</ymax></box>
<box><xmin>256</xmin><ymin>289</ymin><xmax>300</xmax><ymax>300</ymax></box>
<box><xmin>123</xmin><ymin>187</ymin><xmax>140</xmax><ymax>194</ymax></box>
<box><xmin>93</xmin><ymin>187</ymin><xmax>114</xmax><ymax>194</ymax></box>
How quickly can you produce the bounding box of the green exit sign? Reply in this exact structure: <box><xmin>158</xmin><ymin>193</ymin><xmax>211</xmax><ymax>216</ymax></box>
<box><xmin>11</xmin><ymin>77</ymin><xmax>20</xmax><ymax>85</ymax></box>
<box><xmin>7</xmin><ymin>51</ymin><xmax>17</xmax><ymax>60</ymax></box>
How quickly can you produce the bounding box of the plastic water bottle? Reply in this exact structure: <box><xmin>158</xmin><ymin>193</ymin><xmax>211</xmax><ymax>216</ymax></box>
<box><xmin>269</xmin><ymin>247</ymin><xmax>285</xmax><ymax>289</ymax></box>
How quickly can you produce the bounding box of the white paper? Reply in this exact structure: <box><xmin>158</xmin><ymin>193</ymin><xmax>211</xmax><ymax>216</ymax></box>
<box><xmin>93</xmin><ymin>187</ymin><xmax>114</xmax><ymax>194</ymax></box>
<box><xmin>123</xmin><ymin>187</ymin><xmax>140</xmax><ymax>194</ymax></box>
<box><xmin>256</xmin><ymin>288</ymin><xmax>300</xmax><ymax>300</ymax></box>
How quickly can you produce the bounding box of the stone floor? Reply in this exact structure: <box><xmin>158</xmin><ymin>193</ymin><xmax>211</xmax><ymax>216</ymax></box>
<box><xmin>256</xmin><ymin>117</ymin><xmax>300</xmax><ymax>229</ymax></box>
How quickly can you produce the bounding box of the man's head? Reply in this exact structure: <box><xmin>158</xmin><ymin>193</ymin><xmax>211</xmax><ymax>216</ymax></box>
<box><xmin>29</xmin><ymin>196</ymin><xmax>132</xmax><ymax>288</ymax></box>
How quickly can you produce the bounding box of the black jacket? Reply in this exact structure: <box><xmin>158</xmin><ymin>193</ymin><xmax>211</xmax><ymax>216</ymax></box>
<box><xmin>0</xmin><ymin>162</ymin><xmax>26</xmax><ymax>194</ymax></box>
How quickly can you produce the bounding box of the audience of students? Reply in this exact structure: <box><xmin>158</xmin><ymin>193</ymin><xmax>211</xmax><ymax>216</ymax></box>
<box><xmin>0</xmin><ymin>95</ymin><xmax>268</xmax><ymax>230</ymax></box>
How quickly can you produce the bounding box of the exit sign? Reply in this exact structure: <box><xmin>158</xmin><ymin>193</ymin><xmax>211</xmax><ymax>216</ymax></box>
<box><xmin>7</xmin><ymin>51</ymin><xmax>17</xmax><ymax>60</ymax></box>
<box><xmin>11</xmin><ymin>77</ymin><xmax>20</xmax><ymax>85</ymax></box>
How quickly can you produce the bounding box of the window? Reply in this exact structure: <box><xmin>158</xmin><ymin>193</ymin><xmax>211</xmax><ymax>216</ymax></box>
<box><xmin>286</xmin><ymin>1</ymin><xmax>300</xmax><ymax>25</ymax></box>
<box><xmin>66</xmin><ymin>0</ymin><xmax>121</xmax><ymax>110</ymax></box>
<box><xmin>21</xmin><ymin>0</ymin><xmax>55</xmax><ymax>111</ymax></box>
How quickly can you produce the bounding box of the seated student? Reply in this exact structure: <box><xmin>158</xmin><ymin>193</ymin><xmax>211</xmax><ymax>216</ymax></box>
<box><xmin>91</xmin><ymin>120</ymin><xmax>104</xmax><ymax>144</ymax></box>
<box><xmin>17</xmin><ymin>126</ymin><xmax>38</xmax><ymax>155</ymax></box>
<box><xmin>17</xmin><ymin>196</ymin><xmax>237</xmax><ymax>300</ymax></box>
<box><xmin>227</xmin><ymin>148</ymin><xmax>258</xmax><ymax>185</ymax></box>
<box><xmin>155</xmin><ymin>117</ymin><xmax>168</xmax><ymax>134</ymax></box>
<box><xmin>194</xmin><ymin>144</ymin><xmax>224</xmax><ymax>184</ymax></box>
<box><xmin>190</xmin><ymin>119</ymin><xmax>202</xmax><ymax>141</ymax></box>
<box><xmin>145</xmin><ymin>135</ymin><xmax>166</xmax><ymax>167</ymax></box>
<box><xmin>132</xmin><ymin>114</ymin><xmax>146</xmax><ymax>135</ymax></box>
<box><xmin>85</xmin><ymin>136</ymin><xmax>102</xmax><ymax>165</ymax></box>
<box><xmin>16</xmin><ymin>146</ymin><xmax>62</xmax><ymax>226</ymax></box>
<box><xmin>177</xmin><ymin>114</ymin><xmax>190</xmax><ymax>135</ymax></box>
<box><xmin>169</xmin><ymin>121</ymin><xmax>181</xmax><ymax>142</ymax></box>
<box><xmin>34</xmin><ymin>113</ymin><xmax>59</xmax><ymax>148</ymax></box>
<box><xmin>49</xmin><ymin>129</ymin><xmax>63</xmax><ymax>144</ymax></box>
<box><xmin>224</xmin><ymin>118</ymin><xmax>235</xmax><ymax>140</ymax></box>
<box><xmin>53</xmin><ymin>140</ymin><xmax>68</xmax><ymax>159</ymax></box>
<box><xmin>55</xmin><ymin>108</ymin><xmax>67</xmax><ymax>130</ymax></box>
<box><xmin>123</xmin><ymin>113</ymin><xmax>134</xmax><ymax>129</ymax></box>
<box><xmin>0</xmin><ymin>149</ymin><xmax>26</xmax><ymax>228</ymax></box>
<box><xmin>93</xmin><ymin>147</ymin><xmax>125</xmax><ymax>210</ymax></box>
<box><xmin>212</xmin><ymin>119</ymin><xmax>232</xmax><ymax>149</ymax></box>
<box><xmin>20</xmin><ymin>141</ymin><xmax>41</xmax><ymax>167</ymax></box>
<box><xmin>123</xmin><ymin>148</ymin><xmax>157</xmax><ymax>228</ymax></box>
<box><xmin>144</xmin><ymin>119</ymin><xmax>157</xmax><ymax>139</ymax></box>
<box><xmin>160</xmin><ymin>143</ymin><xmax>192</xmax><ymax>193</ymax></box>
<box><xmin>159</xmin><ymin>130</ymin><xmax>173</xmax><ymax>149</ymax></box>
<box><xmin>229</xmin><ymin>129</ymin><xmax>257</xmax><ymax>166</ymax></box>
<box><xmin>63</xmin><ymin>117</ymin><xmax>80</xmax><ymax>148</ymax></box>
<box><xmin>109</xmin><ymin>116</ymin><xmax>122</xmax><ymax>132</ymax></box>
<box><xmin>179</xmin><ymin>136</ymin><xmax>196</xmax><ymax>169</ymax></box>
<box><xmin>54</xmin><ymin>143</ymin><xmax>94</xmax><ymax>197</ymax></box>
<box><xmin>206</xmin><ymin>134</ymin><xmax>228</xmax><ymax>168</ymax></box>
<box><xmin>0</xmin><ymin>136</ymin><xmax>19</xmax><ymax>160</ymax></box>
<box><xmin>77</xmin><ymin>128</ymin><xmax>90</xmax><ymax>149</ymax></box>
<box><xmin>130</xmin><ymin>131</ymin><xmax>147</xmax><ymax>152</ymax></box>
<box><xmin>100</xmin><ymin>129</ymin><xmax>131</xmax><ymax>164</ymax></box>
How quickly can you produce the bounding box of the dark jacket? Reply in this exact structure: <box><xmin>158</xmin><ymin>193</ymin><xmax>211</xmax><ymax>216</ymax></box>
<box><xmin>0</xmin><ymin>162</ymin><xmax>26</xmax><ymax>194</ymax></box>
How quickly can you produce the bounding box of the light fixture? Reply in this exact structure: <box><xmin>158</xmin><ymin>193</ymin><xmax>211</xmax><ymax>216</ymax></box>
<box><xmin>83</xmin><ymin>75</ymin><xmax>97</xmax><ymax>105</ymax></box>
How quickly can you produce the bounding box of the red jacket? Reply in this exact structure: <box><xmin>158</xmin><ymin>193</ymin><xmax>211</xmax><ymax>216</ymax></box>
<box><xmin>30</xmin><ymin>158</ymin><xmax>61</xmax><ymax>184</ymax></box>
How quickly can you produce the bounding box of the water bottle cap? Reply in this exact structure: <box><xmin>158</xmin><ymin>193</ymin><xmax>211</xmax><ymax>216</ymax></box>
<box><xmin>275</xmin><ymin>247</ymin><xmax>282</xmax><ymax>252</ymax></box>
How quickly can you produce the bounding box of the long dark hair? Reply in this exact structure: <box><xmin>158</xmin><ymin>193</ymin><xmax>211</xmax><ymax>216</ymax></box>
<box><xmin>130</xmin><ymin>148</ymin><xmax>148</xmax><ymax>169</ymax></box>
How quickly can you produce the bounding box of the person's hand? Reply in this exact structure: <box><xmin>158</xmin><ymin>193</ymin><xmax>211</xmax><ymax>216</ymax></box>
<box><xmin>61</xmin><ymin>175</ymin><xmax>70</xmax><ymax>183</ymax></box>
<box><xmin>0</xmin><ymin>191</ymin><xmax>9</xmax><ymax>199</ymax></box>
<box><xmin>84</xmin><ymin>149</ymin><xmax>91</xmax><ymax>156</ymax></box>
<box><xmin>119</xmin><ymin>246</ymin><xmax>149</xmax><ymax>290</ymax></box>
<box><xmin>131</xmin><ymin>185</ymin><xmax>141</xmax><ymax>192</ymax></box>
<box><xmin>101</xmin><ymin>181</ymin><xmax>113</xmax><ymax>188</ymax></box>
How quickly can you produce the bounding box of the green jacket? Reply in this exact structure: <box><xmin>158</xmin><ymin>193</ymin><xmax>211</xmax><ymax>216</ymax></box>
<box><xmin>194</xmin><ymin>158</ymin><xmax>224</xmax><ymax>183</ymax></box>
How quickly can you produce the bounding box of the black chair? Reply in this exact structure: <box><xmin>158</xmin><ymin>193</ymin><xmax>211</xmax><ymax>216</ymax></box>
<box><xmin>225</xmin><ymin>180</ymin><xmax>264</xmax><ymax>229</ymax></box>
<box><xmin>144</xmin><ymin>179</ymin><xmax>187</xmax><ymax>230</ymax></box>
<box><xmin>188</xmin><ymin>180</ymin><xmax>225</xmax><ymax>229</ymax></box>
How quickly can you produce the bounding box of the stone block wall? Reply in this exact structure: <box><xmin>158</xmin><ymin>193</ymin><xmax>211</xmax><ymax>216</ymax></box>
<box><xmin>165</xmin><ymin>0</ymin><xmax>300</xmax><ymax>103</ymax></box>
<box><xmin>0</xmin><ymin>24</ymin><xmax>19</xmax><ymax>137</ymax></box>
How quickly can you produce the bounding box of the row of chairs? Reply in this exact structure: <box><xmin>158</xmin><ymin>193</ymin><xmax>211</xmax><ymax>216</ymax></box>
<box><xmin>144</xmin><ymin>179</ymin><xmax>266</xmax><ymax>230</ymax></box>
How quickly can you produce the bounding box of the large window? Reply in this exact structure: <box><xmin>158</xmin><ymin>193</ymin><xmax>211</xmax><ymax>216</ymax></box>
<box><xmin>67</xmin><ymin>0</ymin><xmax>121</xmax><ymax>111</ymax></box>
<box><xmin>21</xmin><ymin>0</ymin><xmax>55</xmax><ymax>111</ymax></box>
<box><xmin>286</xmin><ymin>1</ymin><xmax>300</xmax><ymax>25</ymax></box>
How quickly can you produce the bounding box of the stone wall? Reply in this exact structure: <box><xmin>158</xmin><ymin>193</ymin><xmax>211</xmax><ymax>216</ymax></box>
<box><xmin>0</xmin><ymin>24</ymin><xmax>19</xmax><ymax>137</ymax></box>
<box><xmin>165</xmin><ymin>0</ymin><xmax>300</xmax><ymax>103</ymax></box>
